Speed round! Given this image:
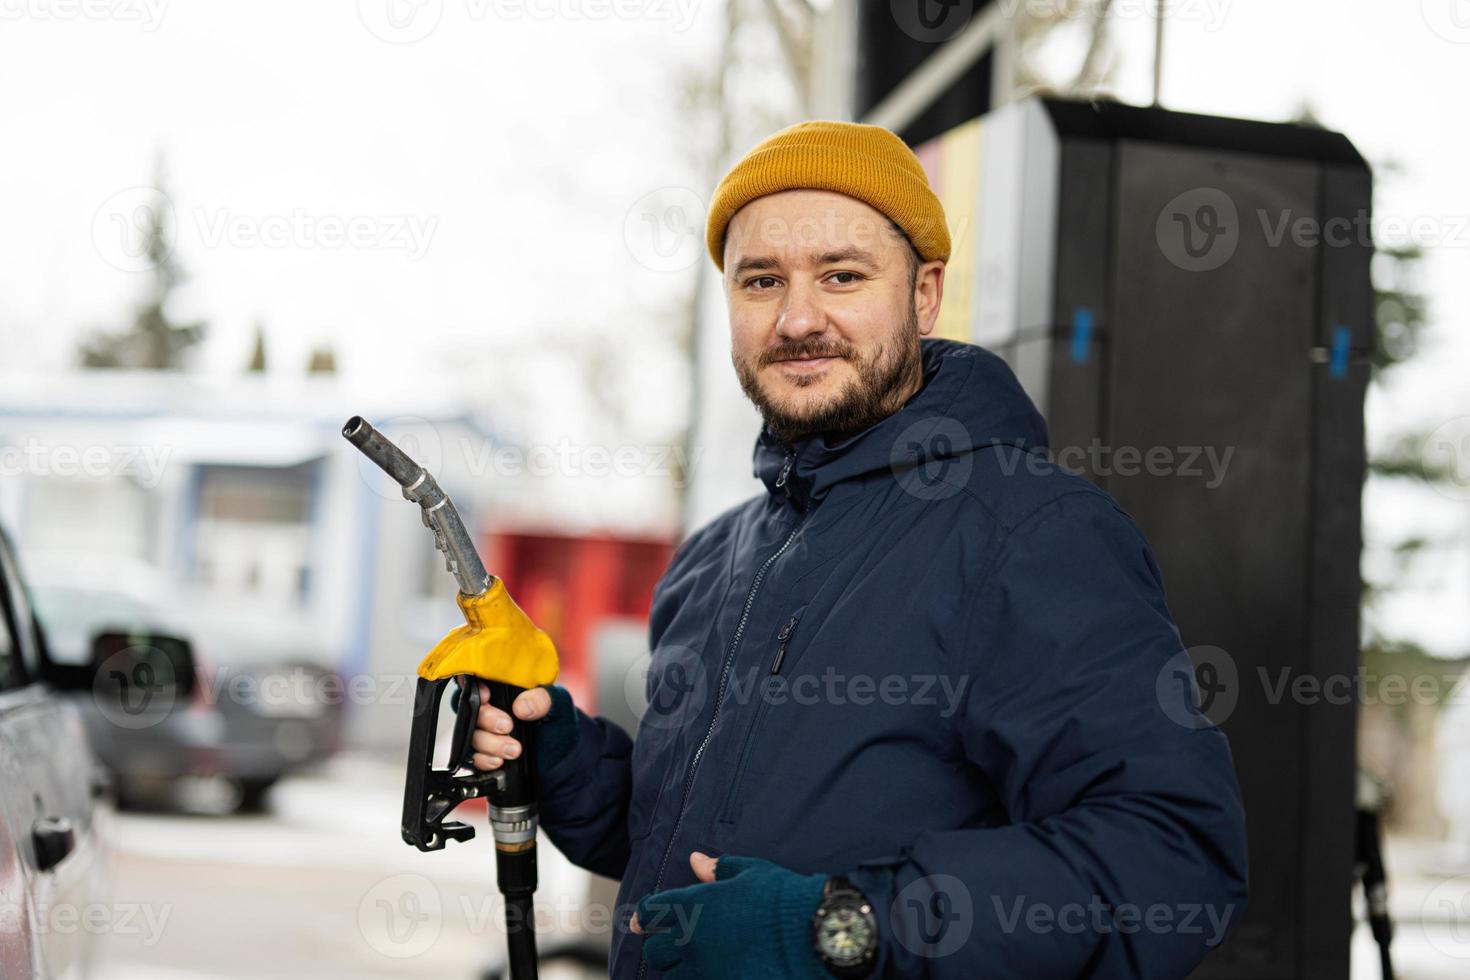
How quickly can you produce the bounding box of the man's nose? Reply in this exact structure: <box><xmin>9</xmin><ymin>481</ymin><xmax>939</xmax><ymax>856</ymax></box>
<box><xmin>775</xmin><ymin>279</ymin><xmax>825</xmax><ymax>340</ymax></box>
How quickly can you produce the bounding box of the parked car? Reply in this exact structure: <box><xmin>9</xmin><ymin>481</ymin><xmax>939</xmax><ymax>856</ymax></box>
<box><xmin>25</xmin><ymin>553</ymin><xmax>344</xmax><ymax>813</ymax></box>
<box><xmin>0</xmin><ymin>525</ymin><xmax>110</xmax><ymax>979</ymax></box>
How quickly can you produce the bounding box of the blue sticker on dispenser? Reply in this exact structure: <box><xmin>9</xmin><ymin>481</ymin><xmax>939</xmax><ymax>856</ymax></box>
<box><xmin>1330</xmin><ymin>325</ymin><xmax>1350</xmax><ymax>379</ymax></box>
<box><xmin>1071</xmin><ymin>307</ymin><xmax>1094</xmax><ymax>364</ymax></box>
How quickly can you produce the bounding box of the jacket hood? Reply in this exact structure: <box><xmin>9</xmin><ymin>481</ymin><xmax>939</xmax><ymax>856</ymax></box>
<box><xmin>753</xmin><ymin>338</ymin><xmax>1050</xmax><ymax>511</ymax></box>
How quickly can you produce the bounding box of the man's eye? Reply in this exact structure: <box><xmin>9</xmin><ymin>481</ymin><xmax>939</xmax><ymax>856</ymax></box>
<box><xmin>828</xmin><ymin>271</ymin><xmax>863</xmax><ymax>285</ymax></box>
<box><xmin>747</xmin><ymin>276</ymin><xmax>779</xmax><ymax>290</ymax></box>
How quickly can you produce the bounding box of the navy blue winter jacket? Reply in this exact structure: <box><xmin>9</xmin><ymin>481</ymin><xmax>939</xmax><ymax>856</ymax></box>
<box><xmin>536</xmin><ymin>338</ymin><xmax>1249</xmax><ymax>978</ymax></box>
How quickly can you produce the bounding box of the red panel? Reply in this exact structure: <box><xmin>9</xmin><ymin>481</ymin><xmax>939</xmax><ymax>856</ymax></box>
<box><xmin>479</xmin><ymin>531</ymin><xmax>674</xmax><ymax>711</ymax></box>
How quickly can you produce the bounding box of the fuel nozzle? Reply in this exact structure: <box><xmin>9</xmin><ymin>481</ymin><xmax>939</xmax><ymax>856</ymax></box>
<box><xmin>345</xmin><ymin>415</ymin><xmax>557</xmax><ymax>980</ymax></box>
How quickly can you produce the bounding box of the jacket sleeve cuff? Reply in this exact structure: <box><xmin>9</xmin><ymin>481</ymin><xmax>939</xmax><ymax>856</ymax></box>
<box><xmin>776</xmin><ymin>870</ymin><xmax>830</xmax><ymax>979</ymax></box>
<box><xmin>534</xmin><ymin>698</ymin><xmax>635</xmax><ymax>881</ymax></box>
<box><xmin>538</xmin><ymin>695</ymin><xmax>603</xmax><ymax>795</ymax></box>
<box><xmin>535</xmin><ymin>683</ymin><xmax>579</xmax><ymax>775</ymax></box>
<box><xmin>845</xmin><ymin>858</ymin><xmax>905</xmax><ymax>979</ymax></box>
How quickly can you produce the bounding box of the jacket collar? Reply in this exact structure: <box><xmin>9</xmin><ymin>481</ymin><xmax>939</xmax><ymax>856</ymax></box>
<box><xmin>752</xmin><ymin>338</ymin><xmax>1050</xmax><ymax>512</ymax></box>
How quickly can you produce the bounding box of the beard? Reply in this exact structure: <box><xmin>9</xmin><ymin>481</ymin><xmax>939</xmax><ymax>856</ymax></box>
<box><xmin>734</xmin><ymin>298</ymin><xmax>923</xmax><ymax>449</ymax></box>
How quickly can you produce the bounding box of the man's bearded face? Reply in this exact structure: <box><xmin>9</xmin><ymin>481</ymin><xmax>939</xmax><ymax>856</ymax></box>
<box><xmin>724</xmin><ymin>190</ymin><xmax>931</xmax><ymax>448</ymax></box>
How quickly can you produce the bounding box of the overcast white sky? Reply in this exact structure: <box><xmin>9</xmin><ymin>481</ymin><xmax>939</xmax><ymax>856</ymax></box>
<box><xmin>1</xmin><ymin>0</ymin><xmax>1466</xmax><ymax>649</ymax></box>
<box><xmin>1</xmin><ymin>1</ymin><xmax>1465</xmax><ymax>419</ymax></box>
<box><xmin>0</xmin><ymin>0</ymin><xmax>716</xmax><ymax>450</ymax></box>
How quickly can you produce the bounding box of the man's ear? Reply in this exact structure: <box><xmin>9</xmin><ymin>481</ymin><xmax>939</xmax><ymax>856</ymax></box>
<box><xmin>915</xmin><ymin>260</ymin><xmax>946</xmax><ymax>337</ymax></box>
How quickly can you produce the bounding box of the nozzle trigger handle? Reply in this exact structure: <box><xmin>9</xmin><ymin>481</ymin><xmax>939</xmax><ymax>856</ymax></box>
<box><xmin>449</xmin><ymin>677</ymin><xmax>483</xmax><ymax>770</ymax></box>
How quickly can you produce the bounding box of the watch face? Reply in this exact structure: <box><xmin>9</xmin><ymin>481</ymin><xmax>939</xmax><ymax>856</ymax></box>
<box><xmin>817</xmin><ymin>904</ymin><xmax>874</xmax><ymax>964</ymax></box>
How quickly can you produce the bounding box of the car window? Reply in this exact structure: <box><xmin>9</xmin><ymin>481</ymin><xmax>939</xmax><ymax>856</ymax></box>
<box><xmin>0</xmin><ymin>533</ymin><xmax>37</xmax><ymax>689</ymax></box>
<box><xmin>0</xmin><ymin>545</ymin><xmax>24</xmax><ymax>691</ymax></box>
<box><xmin>31</xmin><ymin>585</ymin><xmax>156</xmax><ymax>666</ymax></box>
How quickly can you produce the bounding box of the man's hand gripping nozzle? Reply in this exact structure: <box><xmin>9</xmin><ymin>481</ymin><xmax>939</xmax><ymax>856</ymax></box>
<box><xmin>343</xmin><ymin>416</ymin><xmax>557</xmax><ymax>980</ymax></box>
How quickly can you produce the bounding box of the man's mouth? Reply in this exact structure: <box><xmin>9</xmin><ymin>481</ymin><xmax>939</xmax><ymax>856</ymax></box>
<box><xmin>771</xmin><ymin>353</ymin><xmax>842</xmax><ymax>368</ymax></box>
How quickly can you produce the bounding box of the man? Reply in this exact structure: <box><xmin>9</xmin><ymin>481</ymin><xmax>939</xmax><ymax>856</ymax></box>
<box><xmin>468</xmin><ymin>121</ymin><xmax>1249</xmax><ymax>978</ymax></box>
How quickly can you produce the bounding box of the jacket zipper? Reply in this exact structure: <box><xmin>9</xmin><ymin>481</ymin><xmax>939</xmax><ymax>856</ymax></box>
<box><xmin>769</xmin><ymin>615</ymin><xmax>798</xmax><ymax>675</ymax></box>
<box><xmin>717</xmin><ymin>611</ymin><xmax>801</xmax><ymax>824</ymax></box>
<box><xmin>774</xmin><ymin>452</ymin><xmax>794</xmax><ymax>501</ymax></box>
<box><xmin>636</xmin><ymin>517</ymin><xmax>805</xmax><ymax>978</ymax></box>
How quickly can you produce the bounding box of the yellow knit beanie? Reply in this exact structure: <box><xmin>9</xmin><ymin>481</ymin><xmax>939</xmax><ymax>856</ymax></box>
<box><xmin>705</xmin><ymin>120</ymin><xmax>951</xmax><ymax>272</ymax></box>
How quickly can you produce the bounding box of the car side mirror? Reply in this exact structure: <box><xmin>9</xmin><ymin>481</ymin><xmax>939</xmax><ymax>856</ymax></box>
<box><xmin>74</xmin><ymin>632</ymin><xmax>198</xmax><ymax>711</ymax></box>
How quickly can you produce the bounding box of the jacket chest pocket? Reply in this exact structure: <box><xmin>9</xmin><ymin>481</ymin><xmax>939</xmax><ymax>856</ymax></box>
<box><xmin>717</xmin><ymin>605</ymin><xmax>807</xmax><ymax>825</ymax></box>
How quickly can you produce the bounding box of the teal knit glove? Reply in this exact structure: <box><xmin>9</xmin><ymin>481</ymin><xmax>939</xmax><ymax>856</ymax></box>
<box><xmin>636</xmin><ymin>855</ymin><xmax>828</xmax><ymax>979</ymax></box>
<box><xmin>535</xmin><ymin>683</ymin><xmax>579</xmax><ymax>773</ymax></box>
<box><xmin>449</xmin><ymin>681</ymin><xmax>580</xmax><ymax>775</ymax></box>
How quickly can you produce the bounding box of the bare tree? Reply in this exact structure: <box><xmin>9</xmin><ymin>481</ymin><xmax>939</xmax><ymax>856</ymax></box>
<box><xmin>1014</xmin><ymin>0</ymin><xmax>1120</xmax><ymax>97</ymax></box>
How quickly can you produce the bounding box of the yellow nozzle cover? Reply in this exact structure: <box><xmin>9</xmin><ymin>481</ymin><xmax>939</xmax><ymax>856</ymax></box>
<box><xmin>416</xmin><ymin>578</ymin><xmax>560</xmax><ymax>689</ymax></box>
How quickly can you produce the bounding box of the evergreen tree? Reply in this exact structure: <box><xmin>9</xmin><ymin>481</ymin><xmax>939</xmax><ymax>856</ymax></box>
<box><xmin>80</xmin><ymin>160</ymin><xmax>206</xmax><ymax>370</ymax></box>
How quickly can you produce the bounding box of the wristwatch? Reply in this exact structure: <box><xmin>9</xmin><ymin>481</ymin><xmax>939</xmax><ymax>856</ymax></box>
<box><xmin>810</xmin><ymin>875</ymin><xmax>878</xmax><ymax>978</ymax></box>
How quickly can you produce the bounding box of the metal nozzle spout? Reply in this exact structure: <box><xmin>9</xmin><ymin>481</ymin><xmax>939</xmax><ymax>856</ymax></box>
<box><xmin>343</xmin><ymin>415</ymin><xmax>490</xmax><ymax>597</ymax></box>
<box><xmin>343</xmin><ymin>415</ymin><xmax>427</xmax><ymax>490</ymax></box>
